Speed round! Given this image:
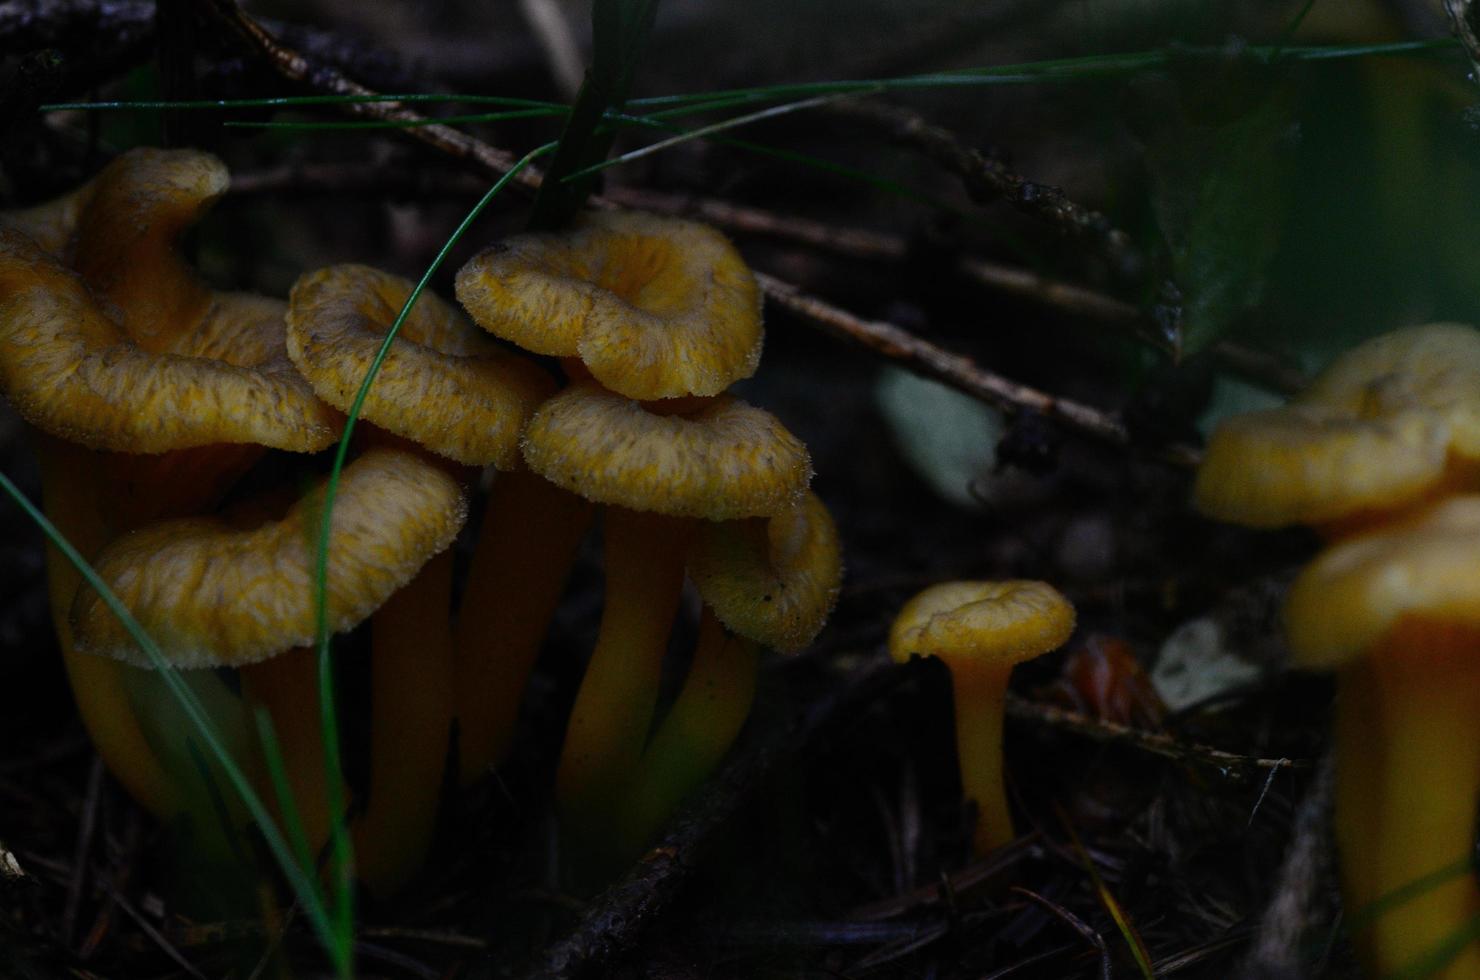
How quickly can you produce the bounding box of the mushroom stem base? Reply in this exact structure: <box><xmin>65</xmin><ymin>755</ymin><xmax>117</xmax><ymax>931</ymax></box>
<box><xmin>354</xmin><ymin>549</ymin><xmax>454</xmax><ymax>895</ymax></box>
<box><xmin>241</xmin><ymin>647</ymin><xmax>335</xmax><ymax>858</ymax></box>
<box><xmin>613</xmin><ymin>607</ymin><xmax>758</xmax><ymax>860</ymax></box>
<box><xmin>1336</xmin><ymin>622</ymin><xmax>1480</xmax><ymax>980</ymax></box>
<box><xmin>38</xmin><ymin>434</ymin><xmax>180</xmax><ymax>817</ymax></box>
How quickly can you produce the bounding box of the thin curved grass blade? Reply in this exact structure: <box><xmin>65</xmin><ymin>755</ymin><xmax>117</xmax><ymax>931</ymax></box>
<box><xmin>307</xmin><ymin>140</ymin><xmax>557</xmax><ymax>957</ymax></box>
<box><xmin>0</xmin><ymin>470</ymin><xmax>351</xmax><ymax>975</ymax></box>
<box><xmin>528</xmin><ymin>0</ymin><xmax>660</xmax><ymax>229</ymax></box>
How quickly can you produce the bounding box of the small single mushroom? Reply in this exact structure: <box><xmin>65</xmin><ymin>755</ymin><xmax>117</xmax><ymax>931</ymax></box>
<box><xmin>889</xmin><ymin>581</ymin><xmax>1075</xmax><ymax>855</ymax></box>
<box><xmin>521</xmin><ymin>381</ymin><xmax>811</xmax><ymax>852</ymax></box>
<box><xmin>610</xmin><ymin>490</ymin><xmax>843</xmax><ymax>859</ymax></box>
<box><xmin>1196</xmin><ymin>323</ymin><xmax>1480</xmax><ymax>536</ymax></box>
<box><xmin>285</xmin><ymin>262</ymin><xmax>560</xmax><ymax>891</ymax></box>
<box><xmin>1283</xmin><ymin>497</ymin><xmax>1480</xmax><ymax>979</ymax></box>
<box><xmin>455</xmin><ymin>210</ymin><xmax>763</xmax><ymax>401</ymax></box>
<box><xmin>71</xmin><ymin>448</ymin><xmax>468</xmax><ymax>852</ymax></box>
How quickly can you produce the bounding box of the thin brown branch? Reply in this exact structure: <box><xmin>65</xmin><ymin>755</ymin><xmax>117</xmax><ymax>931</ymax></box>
<box><xmin>200</xmin><ymin>0</ymin><xmax>539</xmax><ymax>190</ymax></box>
<box><xmin>1210</xmin><ymin>340</ymin><xmax>1308</xmax><ymax>397</ymax></box>
<box><xmin>757</xmin><ymin>271</ymin><xmax>1201</xmax><ymax>467</ymax></box>
<box><xmin>833</xmin><ymin>101</ymin><xmax>1146</xmax><ymax>283</ymax></box>
<box><xmin>203</xmin><ymin>2</ymin><xmax>1214</xmax><ymax>463</ymax></box>
<box><xmin>1005</xmin><ymin>694</ymin><xmax>1308</xmax><ymax>775</ymax></box>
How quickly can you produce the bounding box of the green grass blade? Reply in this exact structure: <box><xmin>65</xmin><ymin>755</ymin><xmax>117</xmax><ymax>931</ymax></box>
<box><xmin>562</xmin><ymin>87</ymin><xmax>882</xmax><ymax>183</ymax></box>
<box><xmin>527</xmin><ymin>0</ymin><xmax>659</xmax><ymax>229</ymax></box>
<box><xmin>40</xmin><ymin>38</ymin><xmax>1456</xmax><ymax>122</ymax></box>
<box><xmin>307</xmin><ymin>140</ymin><xmax>556</xmax><ymax>961</ymax></box>
<box><xmin>0</xmin><ymin>470</ymin><xmax>348</xmax><ymax>974</ymax></box>
<box><xmin>1058</xmin><ymin>806</ymin><xmax>1155</xmax><ymax>979</ymax></box>
<box><xmin>1346</xmin><ymin>857</ymin><xmax>1474</xmax><ymax>933</ymax></box>
<box><xmin>1385</xmin><ymin>913</ymin><xmax>1480</xmax><ymax>980</ymax></box>
<box><xmin>253</xmin><ymin>708</ymin><xmax>318</xmax><ymax>883</ymax></box>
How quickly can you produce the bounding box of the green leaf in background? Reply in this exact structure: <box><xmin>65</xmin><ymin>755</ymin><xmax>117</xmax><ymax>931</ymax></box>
<box><xmin>875</xmin><ymin>367</ymin><xmax>1004</xmax><ymax>510</ymax></box>
<box><xmin>1142</xmin><ymin>84</ymin><xmax>1298</xmax><ymax>355</ymax></box>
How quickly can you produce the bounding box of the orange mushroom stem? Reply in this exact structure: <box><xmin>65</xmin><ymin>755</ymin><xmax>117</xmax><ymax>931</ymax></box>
<box><xmin>555</xmin><ymin>508</ymin><xmax>694</xmax><ymax>845</ymax></box>
<box><xmin>611</xmin><ymin>608</ymin><xmax>757</xmax><ymax>860</ymax></box>
<box><xmin>453</xmin><ymin>469</ymin><xmax>593</xmax><ymax>784</ymax></box>
<box><xmin>1284</xmin><ymin>501</ymin><xmax>1480</xmax><ymax>978</ymax></box>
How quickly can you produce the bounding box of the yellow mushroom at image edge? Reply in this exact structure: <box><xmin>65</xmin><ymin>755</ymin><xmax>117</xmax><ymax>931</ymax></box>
<box><xmin>0</xmin><ymin>207</ymin><xmax>338</xmax><ymax>818</ymax></box>
<box><xmin>889</xmin><ymin>581</ymin><xmax>1075</xmax><ymax>856</ymax></box>
<box><xmin>1283</xmin><ymin>496</ymin><xmax>1480</xmax><ymax>980</ymax></box>
<box><xmin>1195</xmin><ymin>323</ymin><xmax>1480</xmax><ymax>537</ymax></box>
<box><xmin>69</xmin><ymin>448</ymin><xmax>468</xmax><ymax>858</ymax></box>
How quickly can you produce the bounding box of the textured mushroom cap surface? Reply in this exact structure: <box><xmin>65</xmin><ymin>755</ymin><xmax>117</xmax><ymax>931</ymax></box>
<box><xmin>455</xmin><ymin>211</ymin><xmax>763</xmax><ymax>400</ymax></box>
<box><xmin>1301</xmin><ymin>323</ymin><xmax>1480</xmax><ymax>458</ymax></box>
<box><xmin>71</xmin><ymin>448</ymin><xmax>468</xmax><ymax>668</ymax></box>
<box><xmin>1195</xmin><ymin>323</ymin><xmax>1480</xmax><ymax>529</ymax></box>
<box><xmin>1194</xmin><ymin>404</ymin><xmax>1448</xmax><ymax>528</ymax></box>
<box><xmin>522</xmin><ymin>382</ymin><xmax>811</xmax><ymax>518</ymax></box>
<box><xmin>689</xmin><ymin>490</ymin><xmax>843</xmax><ymax>651</ymax></box>
<box><xmin>889</xmin><ymin>581</ymin><xmax>1076</xmax><ymax>667</ymax></box>
<box><xmin>0</xmin><ymin>230</ymin><xmax>339</xmax><ymax>453</ymax></box>
<box><xmin>287</xmin><ymin>264</ymin><xmax>555</xmax><ymax>467</ymax></box>
<box><xmin>69</xmin><ymin>148</ymin><xmax>228</xmax><ymax>352</ymax></box>
<box><xmin>1285</xmin><ymin>496</ymin><xmax>1480</xmax><ymax>670</ymax></box>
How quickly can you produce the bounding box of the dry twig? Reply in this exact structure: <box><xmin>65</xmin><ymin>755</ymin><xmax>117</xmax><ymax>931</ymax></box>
<box><xmin>1005</xmin><ymin>695</ymin><xmax>1308</xmax><ymax>775</ymax></box>
<box><xmin>200</xmin><ymin>0</ymin><xmax>538</xmax><ymax>189</ymax></box>
<box><xmin>833</xmin><ymin>101</ymin><xmax>1146</xmax><ymax>283</ymax></box>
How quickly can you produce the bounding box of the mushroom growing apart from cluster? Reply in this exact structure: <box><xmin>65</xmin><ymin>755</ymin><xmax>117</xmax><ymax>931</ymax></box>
<box><xmin>889</xmin><ymin>581</ymin><xmax>1076</xmax><ymax>855</ymax></box>
<box><xmin>1283</xmin><ymin>498</ymin><xmax>1480</xmax><ymax>979</ymax></box>
<box><xmin>1195</xmin><ymin>323</ymin><xmax>1480</xmax><ymax>537</ymax></box>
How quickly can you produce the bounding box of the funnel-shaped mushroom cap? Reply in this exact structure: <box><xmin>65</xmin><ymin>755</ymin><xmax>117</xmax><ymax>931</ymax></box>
<box><xmin>70</xmin><ymin>448</ymin><xmax>468</xmax><ymax>668</ymax></box>
<box><xmin>1194</xmin><ymin>405</ymin><xmax>1447</xmax><ymax>529</ymax></box>
<box><xmin>1195</xmin><ymin>323</ymin><xmax>1480</xmax><ymax>529</ymax></box>
<box><xmin>889</xmin><ymin>580</ymin><xmax>1076</xmax><ymax>667</ymax></box>
<box><xmin>0</xmin><ymin>229</ymin><xmax>339</xmax><ymax>453</ymax></box>
<box><xmin>455</xmin><ymin>211</ymin><xmax>763</xmax><ymax>400</ymax></box>
<box><xmin>286</xmin><ymin>264</ymin><xmax>555</xmax><ymax>468</ymax></box>
<box><xmin>1301</xmin><ymin>323</ymin><xmax>1480</xmax><ymax>456</ymax></box>
<box><xmin>1284</xmin><ymin>495</ymin><xmax>1480</xmax><ymax>670</ymax></box>
<box><xmin>521</xmin><ymin>382</ymin><xmax>810</xmax><ymax>519</ymax></box>
<box><xmin>689</xmin><ymin>490</ymin><xmax>843</xmax><ymax>652</ymax></box>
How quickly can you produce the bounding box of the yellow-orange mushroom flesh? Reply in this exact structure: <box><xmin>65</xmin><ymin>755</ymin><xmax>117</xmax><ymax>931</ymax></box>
<box><xmin>889</xmin><ymin>581</ymin><xmax>1075</xmax><ymax>855</ymax></box>
<box><xmin>1284</xmin><ymin>497</ymin><xmax>1480</xmax><ymax>979</ymax></box>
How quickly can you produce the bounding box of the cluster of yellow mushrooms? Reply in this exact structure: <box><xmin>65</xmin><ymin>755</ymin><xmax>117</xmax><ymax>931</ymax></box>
<box><xmin>1196</xmin><ymin>324</ymin><xmax>1480</xmax><ymax>979</ymax></box>
<box><xmin>0</xmin><ymin>147</ymin><xmax>843</xmax><ymax>894</ymax></box>
<box><xmin>3</xmin><ymin>147</ymin><xmax>1474</xmax><ymax>976</ymax></box>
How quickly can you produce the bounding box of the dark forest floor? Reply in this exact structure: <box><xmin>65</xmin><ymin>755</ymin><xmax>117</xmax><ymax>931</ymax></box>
<box><xmin>4</xmin><ymin>1</ymin><xmax>1476</xmax><ymax>976</ymax></box>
